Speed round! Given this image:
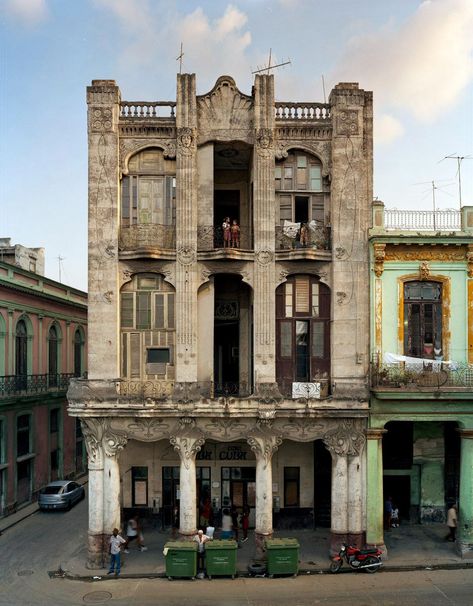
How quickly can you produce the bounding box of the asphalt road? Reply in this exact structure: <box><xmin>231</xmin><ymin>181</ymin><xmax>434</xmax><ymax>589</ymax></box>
<box><xmin>0</xmin><ymin>493</ymin><xmax>472</xmax><ymax>606</ymax></box>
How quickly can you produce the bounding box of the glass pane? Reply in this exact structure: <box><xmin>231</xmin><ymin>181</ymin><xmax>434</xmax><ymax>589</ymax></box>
<box><xmin>310</xmin><ymin>165</ymin><xmax>322</xmax><ymax>191</ymax></box>
<box><xmin>167</xmin><ymin>293</ymin><xmax>175</xmax><ymax>328</ymax></box>
<box><xmin>311</xmin><ymin>322</ymin><xmax>324</xmax><ymax>358</ymax></box>
<box><xmin>121</xmin><ymin>177</ymin><xmax>130</xmax><ymax>221</ymax></box>
<box><xmin>136</xmin><ymin>293</ymin><xmax>151</xmax><ymax>329</ymax></box>
<box><xmin>155</xmin><ymin>294</ymin><xmax>164</xmax><ymax>328</ymax></box>
<box><xmin>297</xmin><ymin>156</ymin><xmax>307</xmax><ymax>168</ymax></box>
<box><xmin>147</xmin><ymin>348</ymin><xmax>170</xmax><ymax>363</ymax></box>
<box><xmin>222</xmin><ymin>467</ymin><xmax>230</xmax><ymax>480</ymax></box>
<box><xmin>280</xmin><ymin>195</ymin><xmax>292</xmax><ymax>222</ymax></box>
<box><xmin>296</xmin><ymin>321</ymin><xmax>309</xmax><ymax>381</ymax></box>
<box><xmin>121</xmin><ymin>293</ymin><xmax>134</xmax><ymax>328</ymax></box>
<box><xmin>280</xmin><ymin>321</ymin><xmax>292</xmax><ymax>358</ymax></box>
<box><xmin>138</xmin><ymin>275</ymin><xmax>158</xmax><ymax>289</ymax></box>
<box><xmin>285</xmin><ymin>282</ymin><xmax>293</xmax><ymax>317</ymax></box>
<box><xmin>312</xmin><ymin>283</ymin><xmax>319</xmax><ymax>317</ymax></box>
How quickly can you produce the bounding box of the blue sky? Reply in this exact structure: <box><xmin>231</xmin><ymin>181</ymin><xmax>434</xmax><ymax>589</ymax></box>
<box><xmin>1</xmin><ymin>0</ymin><xmax>472</xmax><ymax>291</ymax></box>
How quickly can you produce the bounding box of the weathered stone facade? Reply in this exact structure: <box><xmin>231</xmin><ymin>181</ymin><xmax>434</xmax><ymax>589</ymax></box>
<box><xmin>68</xmin><ymin>74</ymin><xmax>373</xmax><ymax>567</ymax></box>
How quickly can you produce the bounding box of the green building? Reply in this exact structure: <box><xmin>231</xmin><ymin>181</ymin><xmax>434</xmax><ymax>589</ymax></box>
<box><xmin>368</xmin><ymin>202</ymin><xmax>473</xmax><ymax>558</ymax></box>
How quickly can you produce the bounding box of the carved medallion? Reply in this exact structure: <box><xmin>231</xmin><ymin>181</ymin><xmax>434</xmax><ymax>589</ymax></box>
<box><xmin>177</xmin><ymin>246</ymin><xmax>196</xmax><ymax>265</ymax></box>
<box><xmin>256</xmin><ymin>249</ymin><xmax>273</xmax><ymax>265</ymax></box>
<box><xmin>336</xmin><ymin>110</ymin><xmax>359</xmax><ymax>136</ymax></box>
<box><xmin>91</xmin><ymin>107</ymin><xmax>113</xmax><ymax>132</ymax></box>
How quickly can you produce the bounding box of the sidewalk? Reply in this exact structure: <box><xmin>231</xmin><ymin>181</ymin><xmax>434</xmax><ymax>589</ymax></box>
<box><xmin>61</xmin><ymin>523</ymin><xmax>472</xmax><ymax>580</ymax></box>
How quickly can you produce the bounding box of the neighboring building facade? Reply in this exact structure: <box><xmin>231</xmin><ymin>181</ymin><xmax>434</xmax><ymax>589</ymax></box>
<box><xmin>68</xmin><ymin>74</ymin><xmax>373</xmax><ymax>567</ymax></box>
<box><xmin>0</xmin><ymin>256</ymin><xmax>87</xmax><ymax>517</ymax></box>
<box><xmin>368</xmin><ymin>202</ymin><xmax>473</xmax><ymax>557</ymax></box>
<box><xmin>0</xmin><ymin>237</ymin><xmax>45</xmax><ymax>276</ymax></box>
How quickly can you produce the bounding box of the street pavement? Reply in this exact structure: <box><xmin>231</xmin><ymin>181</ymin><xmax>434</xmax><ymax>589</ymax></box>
<box><xmin>0</xmin><ymin>485</ymin><xmax>472</xmax><ymax>605</ymax></box>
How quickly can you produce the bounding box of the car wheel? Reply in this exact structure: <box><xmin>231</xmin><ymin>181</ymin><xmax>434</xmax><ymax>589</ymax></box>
<box><xmin>66</xmin><ymin>499</ymin><xmax>72</xmax><ymax>511</ymax></box>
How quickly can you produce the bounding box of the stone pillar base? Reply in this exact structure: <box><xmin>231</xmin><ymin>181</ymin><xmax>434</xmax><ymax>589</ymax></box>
<box><xmin>329</xmin><ymin>531</ymin><xmax>348</xmax><ymax>556</ymax></box>
<box><xmin>456</xmin><ymin>541</ymin><xmax>473</xmax><ymax>559</ymax></box>
<box><xmin>179</xmin><ymin>529</ymin><xmax>197</xmax><ymax>541</ymax></box>
<box><xmin>86</xmin><ymin>532</ymin><xmax>106</xmax><ymax>569</ymax></box>
<box><xmin>255</xmin><ymin>531</ymin><xmax>272</xmax><ymax>560</ymax></box>
<box><xmin>347</xmin><ymin>531</ymin><xmax>364</xmax><ymax>549</ymax></box>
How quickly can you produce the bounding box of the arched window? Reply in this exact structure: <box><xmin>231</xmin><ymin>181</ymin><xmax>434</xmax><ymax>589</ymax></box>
<box><xmin>15</xmin><ymin>320</ymin><xmax>28</xmax><ymax>378</ymax></box>
<box><xmin>276</xmin><ymin>276</ymin><xmax>330</xmax><ymax>395</ymax></box>
<box><xmin>121</xmin><ymin>148</ymin><xmax>176</xmax><ymax>227</ymax></box>
<box><xmin>120</xmin><ymin>274</ymin><xmax>175</xmax><ymax>380</ymax></box>
<box><xmin>73</xmin><ymin>328</ymin><xmax>85</xmax><ymax>377</ymax></box>
<box><xmin>48</xmin><ymin>325</ymin><xmax>59</xmax><ymax>386</ymax></box>
<box><xmin>404</xmin><ymin>281</ymin><xmax>442</xmax><ymax>358</ymax></box>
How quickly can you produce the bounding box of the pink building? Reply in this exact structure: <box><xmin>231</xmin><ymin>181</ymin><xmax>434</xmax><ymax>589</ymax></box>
<box><xmin>0</xmin><ymin>254</ymin><xmax>87</xmax><ymax>517</ymax></box>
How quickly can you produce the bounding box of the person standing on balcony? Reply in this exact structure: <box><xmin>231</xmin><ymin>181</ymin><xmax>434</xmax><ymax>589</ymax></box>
<box><xmin>222</xmin><ymin>217</ymin><xmax>231</xmax><ymax>248</ymax></box>
<box><xmin>231</xmin><ymin>219</ymin><xmax>240</xmax><ymax>248</ymax></box>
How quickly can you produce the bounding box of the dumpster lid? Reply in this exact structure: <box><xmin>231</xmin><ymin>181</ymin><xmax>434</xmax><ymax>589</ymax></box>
<box><xmin>164</xmin><ymin>541</ymin><xmax>197</xmax><ymax>551</ymax></box>
<box><xmin>265</xmin><ymin>538</ymin><xmax>300</xmax><ymax>548</ymax></box>
<box><xmin>205</xmin><ymin>539</ymin><xmax>238</xmax><ymax>550</ymax></box>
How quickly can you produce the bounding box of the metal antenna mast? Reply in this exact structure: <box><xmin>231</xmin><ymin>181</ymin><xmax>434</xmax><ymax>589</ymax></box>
<box><xmin>252</xmin><ymin>49</ymin><xmax>291</xmax><ymax>75</ymax></box>
<box><xmin>176</xmin><ymin>42</ymin><xmax>184</xmax><ymax>74</ymax></box>
<box><xmin>441</xmin><ymin>154</ymin><xmax>472</xmax><ymax>209</ymax></box>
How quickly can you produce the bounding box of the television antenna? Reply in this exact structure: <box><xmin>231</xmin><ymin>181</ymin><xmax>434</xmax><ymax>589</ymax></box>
<box><xmin>176</xmin><ymin>42</ymin><xmax>184</xmax><ymax>74</ymax></box>
<box><xmin>413</xmin><ymin>179</ymin><xmax>453</xmax><ymax>230</ymax></box>
<box><xmin>252</xmin><ymin>49</ymin><xmax>291</xmax><ymax>75</ymax></box>
<box><xmin>439</xmin><ymin>154</ymin><xmax>472</xmax><ymax>209</ymax></box>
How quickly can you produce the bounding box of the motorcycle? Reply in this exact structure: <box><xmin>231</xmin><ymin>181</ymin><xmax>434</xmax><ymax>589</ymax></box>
<box><xmin>330</xmin><ymin>544</ymin><xmax>383</xmax><ymax>573</ymax></box>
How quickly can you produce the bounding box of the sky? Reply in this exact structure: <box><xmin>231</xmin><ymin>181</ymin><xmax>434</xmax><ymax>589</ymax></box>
<box><xmin>1</xmin><ymin>0</ymin><xmax>472</xmax><ymax>292</ymax></box>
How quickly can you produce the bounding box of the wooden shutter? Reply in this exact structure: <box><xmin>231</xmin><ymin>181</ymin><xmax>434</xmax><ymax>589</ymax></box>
<box><xmin>121</xmin><ymin>293</ymin><xmax>134</xmax><ymax>328</ymax></box>
<box><xmin>295</xmin><ymin>277</ymin><xmax>310</xmax><ymax>313</ymax></box>
<box><xmin>130</xmin><ymin>333</ymin><xmax>141</xmax><ymax>378</ymax></box>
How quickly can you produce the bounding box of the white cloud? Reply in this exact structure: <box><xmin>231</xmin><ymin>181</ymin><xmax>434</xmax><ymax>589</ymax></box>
<box><xmin>3</xmin><ymin>0</ymin><xmax>47</xmax><ymax>24</ymax></box>
<box><xmin>331</xmin><ymin>0</ymin><xmax>473</xmax><ymax>124</ymax></box>
<box><xmin>375</xmin><ymin>113</ymin><xmax>405</xmax><ymax>145</ymax></box>
<box><xmin>93</xmin><ymin>2</ymin><xmax>253</xmax><ymax>93</ymax></box>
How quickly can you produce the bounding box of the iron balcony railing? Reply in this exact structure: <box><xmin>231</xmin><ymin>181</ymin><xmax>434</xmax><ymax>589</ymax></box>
<box><xmin>384</xmin><ymin>209</ymin><xmax>461</xmax><ymax>231</ymax></box>
<box><xmin>275</xmin><ymin>225</ymin><xmax>331</xmax><ymax>251</ymax></box>
<box><xmin>0</xmin><ymin>374</ymin><xmax>75</xmax><ymax>397</ymax></box>
<box><xmin>119</xmin><ymin>224</ymin><xmax>176</xmax><ymax>251</ymax></box>
<box><xmin>371</xmin><ymin>361</ymin><xmax>473</xmax><ymax>390</ymax></box>
<box><xmin>116</xmin><ymin>380</ymin><xmax>251</xmax><ymax>399</ymax></box>
<box><xmin>197</xmin><ymin>226</ymin><xmax>253</xmax><ymax>251</ymax></box>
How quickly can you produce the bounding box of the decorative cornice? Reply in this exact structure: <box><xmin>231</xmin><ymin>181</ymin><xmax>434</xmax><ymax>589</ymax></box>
<box><xmin>373</xmin><ymin>243</ymin><xmax>386</xmax><ymax>277</ymax></box>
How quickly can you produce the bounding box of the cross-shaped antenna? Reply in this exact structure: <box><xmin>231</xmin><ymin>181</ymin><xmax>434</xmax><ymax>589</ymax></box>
<box><xmin>440</xmin><ymin>153</ymin><xmax>473</xmax><ymax>209</ymax></box>
<box><xmin>252</xmin><ymin>48</ymin><xmax>291</xmax><ymax>75</ymax></box>
<box><xmin>176</xmin><ymin>42</ymin><xmax>184</xmax><ymax>74</ymax></box>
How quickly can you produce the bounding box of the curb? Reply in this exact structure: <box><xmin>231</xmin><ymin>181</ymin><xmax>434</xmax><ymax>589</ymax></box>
<box><xmin>61</xmin><ymin>561</ymin><xmax>473</xmax><ymax>582</ymax></box>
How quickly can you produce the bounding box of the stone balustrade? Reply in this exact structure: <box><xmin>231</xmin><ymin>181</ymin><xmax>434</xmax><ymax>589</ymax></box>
<box><xmin>120</xmin><ymin>101</ymin><xmax>176</xmax><ymax>118</ymax></box>
<box><xmin>275</xmin><ymin>102</ymin><xmax>331</xmax><ymax>120</ymax></box>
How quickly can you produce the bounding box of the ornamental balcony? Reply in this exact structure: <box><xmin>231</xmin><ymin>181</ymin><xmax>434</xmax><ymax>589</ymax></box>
<box><xmin>370</xmin><ymin>360</ymin><xmax>473</xmax><ymax>392</ymax></box>
<box><xmin>197</xmin><ymin>225</ymin><xmax>253</xmax><ymax>253</ymax></box>
<box><xmin>275</xmin><ymin>224</ymin><xmax>331</xmax><ymax>252</ymax></box>
<box><xmin>119</xmin><ymin>224</ymin><xmax>176</xmax><ymax>252</ymax></box>
<box><xmin>0</xmin><ymin>374</ymin><xmax>75</xmax><ymax>398</ymax></box>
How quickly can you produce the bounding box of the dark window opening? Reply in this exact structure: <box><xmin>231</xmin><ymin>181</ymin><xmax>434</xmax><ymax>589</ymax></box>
<box><xmin>147</xmin><ymin>348</ymin><xmax>170</xmax><ymax>364</ymax></box>
<box><xmin>404</xmin><ymin>281</ymin><xmax>442</xmax><ymax>359</ymax></box>
<box><xmin>50</xmin><ymin>408</ymin><xmax>59</xmax><ymax>434</ymax></box>
<box><xmin>17</xmin><ymin>414</ymin><xmax>31</xmax><ymax>457</ymax></box>
<box><xmin>295</xmin><ymin>196</ymin><xmax>309</xmax><ymax>223</ymax></box>
<box><xmin>284</xmin><ymin>467</ymin><xmax>300</xmax><ymax>507</ymax></box>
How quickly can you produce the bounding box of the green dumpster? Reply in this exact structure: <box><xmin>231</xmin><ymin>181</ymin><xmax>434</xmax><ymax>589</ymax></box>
<box><xmin>265</xmin><ymin>538</ymin><xmax>300</xmax><ymax>577</ymax></box>
<box><xmin>164</xmin><ymin>541</ymin><xmax>197</xmax><ymax>580</ymax></box>
<box><xmin>205</xmin><ymin>539</ymin><xmax>238</xmax><ymax>579</ymax></box>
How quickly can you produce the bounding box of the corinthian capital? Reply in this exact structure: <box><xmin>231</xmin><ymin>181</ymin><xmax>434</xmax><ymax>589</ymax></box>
<box><xmin>323</xmin><ymin>419</ymin><xmax>366</xmax><ymax>456</ymax></box>
<box><xmin>169</xmin><ymin>418</ymin><xmax>205</xmax><ymax>469</ymax></box>
<box><xmin>247</xmin><ymin>420</ymin><xmax>282</xmax><ymax>468</ymax></box>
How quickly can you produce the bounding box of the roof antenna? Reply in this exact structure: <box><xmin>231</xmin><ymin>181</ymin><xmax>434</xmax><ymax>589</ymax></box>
<box><xmin>440</xmin><ymin>153</ymin><xmax>472</xmax><ymax>210</ymax></box>
<box><xmin>321</xmin><ymin>75</ymin><xmax>327</xmax><ymax>104</ymax></box>
<box><xmin>176</xmin><ymin>42</ymin><xmax>184</xmax><ymax>74</ymax></box>
<box><xmin>252</xmin><ymin>49</ymin><xmax>291</xmax><ymax>75</ymax></box>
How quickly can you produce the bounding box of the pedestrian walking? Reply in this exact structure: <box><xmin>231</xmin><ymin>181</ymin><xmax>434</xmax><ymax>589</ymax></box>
<box><xmin>384</xmin><ymin>496</ymin><xmax>393</xmax><ymax>531</ymax></box>
<box><xmin>124</xmin><ymin>515</ymin><xmax>148</xmax><ymax>552</ymax></box>
<box><xmin>446</xmin><ymin>503</ymin><xmax>458</xmax><ymax>542</ymax></box>
<box><xmin>108</xmin><ymin>528</ymin><xmax>126</xmax><ymax>576</ymax></box>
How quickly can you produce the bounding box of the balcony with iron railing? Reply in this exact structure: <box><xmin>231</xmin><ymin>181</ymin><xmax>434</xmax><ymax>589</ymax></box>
<box><xmin>275</xmin><ymin>224</ymin><xmax>331</xmax><ymax>252</ymax></box>
<box><xmin>0</xmin><ymin>374</ymin><xmax>75</xmax><ymax>398</ymax></box>
<box><xmin>370</xmin><ymin>359</ymin><xmax>473</xmax><ymax>393</ymax></box>
<box><xmin>119</xmin><ymin>224</ymin><xmax>176</xmax><ymax>252</ymax></box>
<box><xmin>197</xmin><ymin>226</ymin><xmax>253</xmax><ymax>253</ymax></box>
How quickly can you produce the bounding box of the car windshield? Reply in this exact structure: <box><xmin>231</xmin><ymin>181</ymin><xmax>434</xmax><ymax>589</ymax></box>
<box><xmin>42</xmin><ymin>486</ymin><xmax>63</xmax><ymax>495</ymax></box>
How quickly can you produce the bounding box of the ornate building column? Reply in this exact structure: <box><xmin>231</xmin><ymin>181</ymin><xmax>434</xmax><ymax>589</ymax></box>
<box><xmin>324</xmin><ymin>420</ymin><xmax>366</xmax><ymax>553</ymax></box>
<box><xmin>170</xmin><ymin>419</ymin><xmax>205</xmax><ymax>538</ymax></box>
<box><xmin>252</xmin><ymin>74</ymin><xmax>278</xmax><ymax>394</ymax></box>
<box><xmin>86</xmin><ymin>80</ymin><xmax>121</xmax><ymax>380</ymax></box>
<box><xmin>248</xmin><ymin>422</ymin><xmax>282</xmax><ymax>557</ymax></box>
<box><xmin>103</xmin><ymin>429</ymin><xmax>128</xmax><ymax>535</ymax></box>
<box><xmin>365</xmin><ymin>428</ymin><xmax>386</xmax><ymax>552</ymax></box>
<box><xmin>174</xmin><ymin>74</ymin><xmax>199</xmax><ymax>393</ymax></box>
<box><xmin>81</xmin><ymin>419</ymin><xmax>105</xmax><ymax>569</ymax></box>
<box><xmin>457</xmin><ymin>429</ymin><xmax>473</xmax><ymax>558</ymax></box>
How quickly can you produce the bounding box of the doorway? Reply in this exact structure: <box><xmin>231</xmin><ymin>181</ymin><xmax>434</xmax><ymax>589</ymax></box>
<box><xmin>313</xmin><ymin>440</ymin><xmax>331</xmax><ymax>527</ymax></box>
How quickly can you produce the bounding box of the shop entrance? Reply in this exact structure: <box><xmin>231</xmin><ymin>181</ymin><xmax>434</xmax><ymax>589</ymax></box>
<box><xmin>221</xmin><ymin>466</ymin><xmax>256</xmax><ymax>527</ymax></box>
<box><xmin>313</xmin><ymin>440</ymin><xmax>331</xmax><ymax>527</ymax></box>
<box><xmin>162</xmin><ymin>466</ymin><xmax>211</xmax><ymax>528</ymax></box>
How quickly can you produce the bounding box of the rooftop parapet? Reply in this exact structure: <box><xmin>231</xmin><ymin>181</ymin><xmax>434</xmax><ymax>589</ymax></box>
<box><xmin>371</xmin><ymin>201</ymin><xmax>473</xmax><ymax>234</ymax></box>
